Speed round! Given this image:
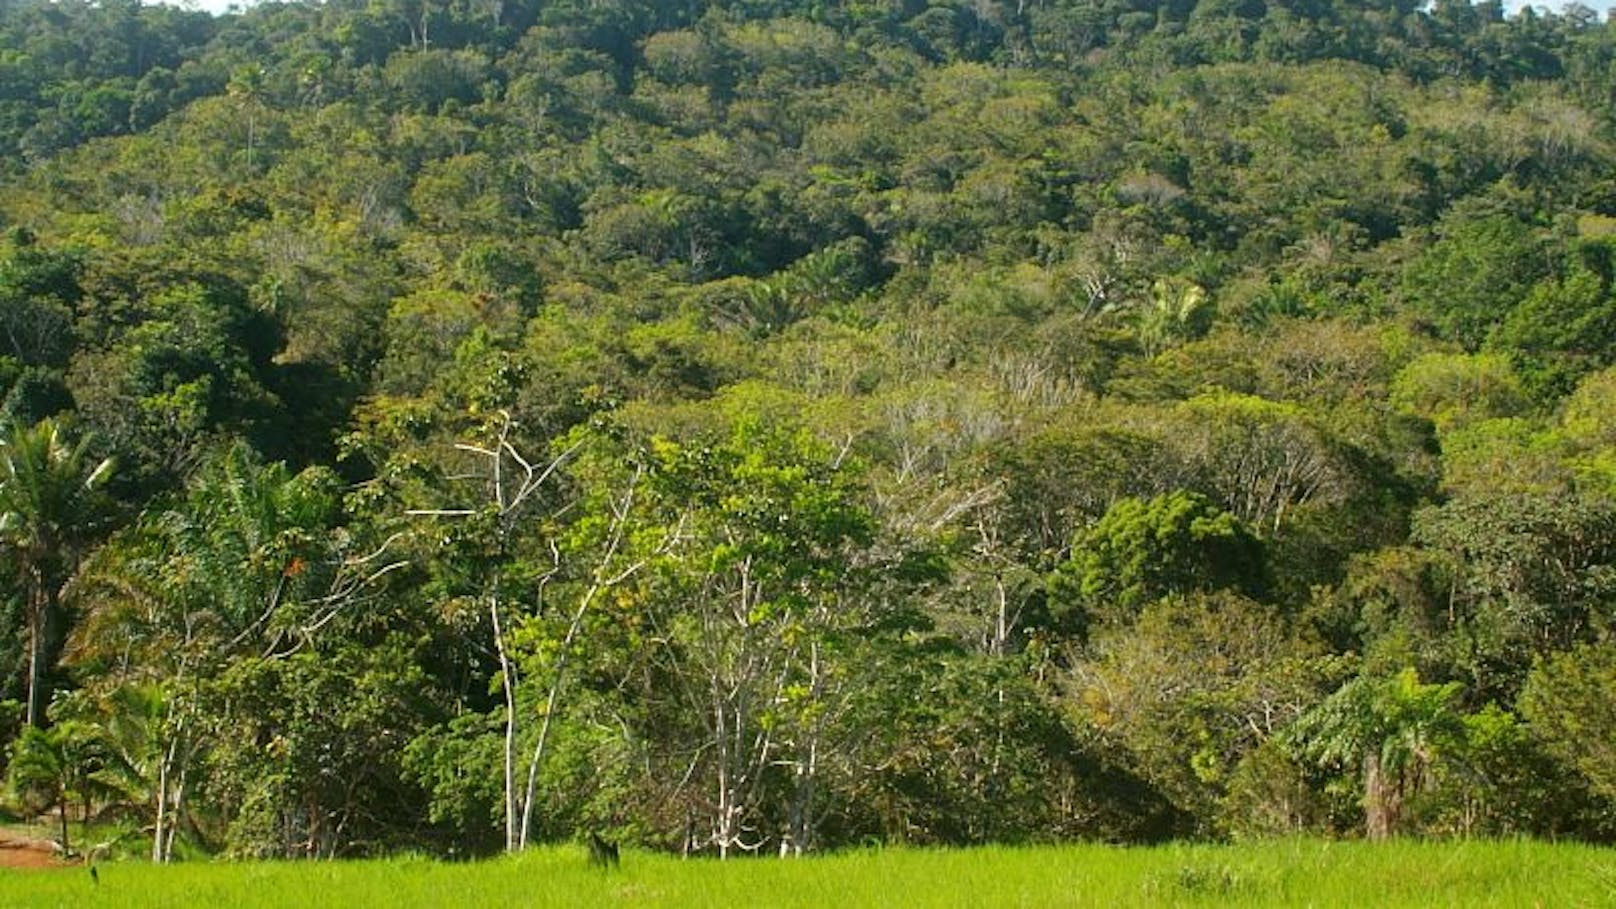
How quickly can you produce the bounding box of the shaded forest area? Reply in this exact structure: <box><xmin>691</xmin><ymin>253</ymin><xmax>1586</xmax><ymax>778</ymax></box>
<box><xmin>3</xmin><ymin>0</ymin><xmax>1616</xmax><ymax>860</ymax></box>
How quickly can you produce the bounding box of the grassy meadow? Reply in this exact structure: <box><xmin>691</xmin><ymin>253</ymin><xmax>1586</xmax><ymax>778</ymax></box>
<box><xmin>0</xmin><ymin>839</ymin><xmax>1609</xmax><ymax>908</ymax></box>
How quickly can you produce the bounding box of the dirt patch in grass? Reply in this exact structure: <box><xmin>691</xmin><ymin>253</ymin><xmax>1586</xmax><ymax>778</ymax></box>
<box><xmin>0</xmin><ymin>831</ymin><xmax>67</xmax><ymax>869</ymax></box>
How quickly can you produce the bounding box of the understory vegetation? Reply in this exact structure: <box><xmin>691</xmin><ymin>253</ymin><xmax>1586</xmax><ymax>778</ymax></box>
<box><xmin>2</xmin><ymin>0</ymin><xmax>1616</xmax><ymax>862</ymax></box>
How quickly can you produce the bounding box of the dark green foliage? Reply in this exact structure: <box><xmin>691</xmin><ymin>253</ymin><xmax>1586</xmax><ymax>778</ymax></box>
<box><xmin>202</xmin><ymin>643</ymin><xmax>436</xmax><ymax>858</ymax></box>
<box><xmin>1071</xmin><ymin>593</ymin><xmax>1345</xmax><ymax>836</ymax></box>
<box><xmin>1521</xmin><ymin>644</ymin><xmax>1616</xmax><ymax>803</ymax></box>
<box><xmin>1400</xmin><ymin>213</ymin><xmax>1548</xmax><ymax>351</ymax></box>
<box><xmin>850</xmin><ymin>650</ymin><xmax>1173</xmax><ymax>844</ymax></box>
<box><xmin>1284</xmin><ymin>669</ymin><xmax>1466</xmax><ymax>839</ymax></box>
<box><xmin>1409</xmin><ymin>493</ymin><xmax>1616</xmax><ymax>701</ymax></box>
<box><xmin>0</xmin><ymin>418</ymin><xmax>114</xmax><ymax>728</ymax></box>
<box><xmin>1490</xmin><ymin>262</ymin><xmax>1616</xmax><ymax>400</ymax></box>
<box><xmin>1052</xmin><ymin>492</ymin><xmax>1266</xmax><ymax>632</ymax></box>
<box><xmin>6</xmin><ymin>718</ymin><xmax>113</xmax><ymax>853</ymax></box>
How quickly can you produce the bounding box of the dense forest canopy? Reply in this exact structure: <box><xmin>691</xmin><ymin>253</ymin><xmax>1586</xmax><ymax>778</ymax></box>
<box><xmin>2</xmin><ymin>0</ymin><xmax>1616</xmax><ymax>860</ymax></box>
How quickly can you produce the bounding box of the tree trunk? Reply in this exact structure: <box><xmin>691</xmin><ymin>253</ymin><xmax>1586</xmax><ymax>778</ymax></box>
<box><xmin>164</xmin><ymin>766</ymin><xmax>186</xmax><ymax>861</ymax></box>
<box><xmin>24</xmin><ymin>578</ymin><xmax>49</xmax><ymax>729</ymax></box>
<box><xmin>491</xmin><ymin>595</ymin><xmax>519</xmax><ymax>853</ymax></box>
<box><xmin>516</xmin><ymin>467</ymin><xmax>642</xmax><ymax>849</ymax></box>
<box><xmin>152</xmin><ymin>743</ymin><xmax>169</xmax><ymax>863</ymax></box>
<box><xmin>24</xmin><ymin>606</ymin><xmax>43</xmax><ymax>728</ymax></box>
<box><xmin>992</xmin><ymin>573</ymin><xmax>1008</xmax><ymax>657</ymax></box>
<box><xmin>1363</xmin><ymin>750</ymin><xmax>1400</xmax><ymax>840</ymax></box>
<box><xmin>519</xmin><ymin>584</ymin><xmax>601</xmax><ymax>849</ymax></box>
<box><xmin>714</xmin><ymin>692</ymin><xmax>732</xmax><ymax>860</ymax></box>
<box><xmin>782</xmin><ymin>735</ymin><xmax>817</xmax><ymax>857</ymax></box>
<box><xmin>783</xmin><ymin>640</ymin><xmax>824</xmax><ymax>858</ymax></box>
<box><xmin>57</xmin><ymin>796</ymin><xmax>69</xmax><ymax>856</ymax></box>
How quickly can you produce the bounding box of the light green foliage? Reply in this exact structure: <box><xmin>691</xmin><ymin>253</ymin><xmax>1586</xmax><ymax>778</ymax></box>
<box><xmin>203</xmin><ymin>643</ymin><xmax>433</xmax><ymax>859</ymax></box>
<box><xmin>985</xmin><ymin>424</ymin><xmax>1173</xmax><ymax>559</ymax></box>
<box><xmin>1133</xmin><ymin>279</ymin><xmax>1211</xmax><ymax>358</ymax></box>
<box><xmin>1436</xmin><ymin>417</ymin><xmax>1571</xmax><ymax>497</ymax></box>
<box><xmin>153</xmin><ymin>444</ymin><xmax>348</xmax><ymax>644</ymax></box>
<box><xmin>1389</xmin><ymin>353</ymin><xmax>1530</xmax><ymax>435</ymax></box>
<box><xmin>625</xmin><ymin>421</ymin><xmax>881</xmax><ymax>855</ymax></box>
<box><xmin>845</xmin><ymin>650</ymin><xmax>1108</xmax><ymax>843</ymax></box>
<box><xmin>0</xmin><ymin>840</ymin><xmax>1612</xmax><ymax>908</ymax></box>
<box><xmin>6</xmin><ymin>719</ymin><xmax>113</xmax><ymax>851</ymax></box>
<box><xmin>1416</xmin><ymin>704</ymin><xmax>1602</xmax><ymax>837</ymax></box>
<box><xmin>1219</xmin><ymin>741</ymin><xmax>1331</xmax><ymax>840</ymax></box>
<box><xmin>376</xmin><ymin>289</ymin><xmax>524</xmax><ymax>395</ymax></box>
<box><xmin>1175</xmin><ymin>391</ymin><xmax>1350</xmax><ymax>533</ymax></box>
<box><xmin>66</xmin><ymin>443</ymin><xmax>416</xmax><ymax>859</ymax></box>
<box><xmin>1561</xmin><ymin>365</ymin><xmax>1616</xmax><ymax>452</ymax></box>
<box><xmin>1557</xmin><ymin>363</ymin><xmax>1616</xmax><ymax>495</ymax></box>
<box><xmin>401</xmin><ymin>711</ymin><xmax>504</xmax><ymax>852</ymax></box>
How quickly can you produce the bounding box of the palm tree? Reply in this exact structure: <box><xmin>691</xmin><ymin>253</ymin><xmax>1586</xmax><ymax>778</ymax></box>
<box><xmin>1285</xmin><ymin>669</ymin><xmax>1464</xmax><ymax>839</ymax></box>
<box><xmin>68</xmin><ymin>549</ymin><xmax>203</xmax><ymax>864</ymax></box>
<box><xmin>0</xmin><ymin>418</ymin><xmax>114</xmax><ymax>728</ymax></box>
<box><xmin>8</xmin><ymin>719</ymin><xmax>114</xmax><ymax>855</ymax></box>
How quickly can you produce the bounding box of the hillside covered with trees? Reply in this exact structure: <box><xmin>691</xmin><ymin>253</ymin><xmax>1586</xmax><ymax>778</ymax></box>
<box><xmin>3</xmin><ymin>0</ymin><xmax>1616</xmax><ymax>860</ymax></box>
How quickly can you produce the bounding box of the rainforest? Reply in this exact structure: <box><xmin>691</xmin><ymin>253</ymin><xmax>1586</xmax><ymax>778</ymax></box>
<box><xmin>0</xmin><ymin>0</ymin><xmax>1614</xmax><ymax>866</ymax></box>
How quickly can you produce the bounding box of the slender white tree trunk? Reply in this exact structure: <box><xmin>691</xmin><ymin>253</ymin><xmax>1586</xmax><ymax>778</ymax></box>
<box><xmin>491</xmin><ymin>596</ymin><xmax>520</xmax><ymax>853</ymax></box>
<box><xmin>24</xmin><ymin>578</ymin><xmax>48</xmax><ymax>729</ymax></box>
<box><xmin>152</xmin><ymin>739</ymin><xmax>172</xmax><ymax>862</ymax></box>
<box><xmin>165</xmin><ymin>771</ymin><xmax>185</xmax><ymax>861</ymax></box>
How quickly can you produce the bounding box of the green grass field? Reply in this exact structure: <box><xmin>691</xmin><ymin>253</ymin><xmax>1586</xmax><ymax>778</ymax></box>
<box><xmin>1</xmin><ymin>839</ymin><xmax>1610</xmax><ymax>908</ymax></box>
